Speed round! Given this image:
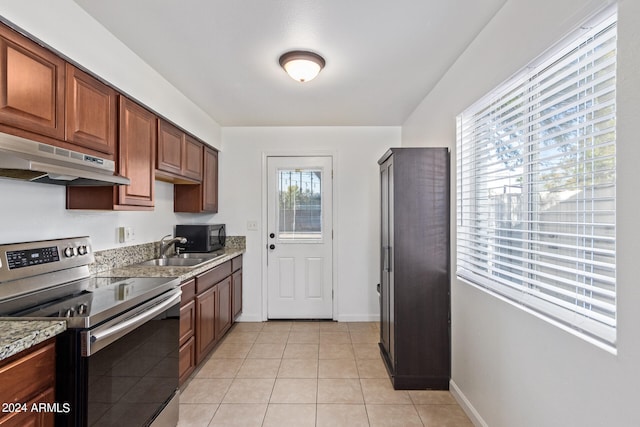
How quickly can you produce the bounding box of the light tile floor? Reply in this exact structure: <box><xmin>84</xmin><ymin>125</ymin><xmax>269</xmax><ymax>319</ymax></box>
<box><xmin>178</xmin><ymin>321</ymin><xmax>473</xmax><ymax>427</ymax></box>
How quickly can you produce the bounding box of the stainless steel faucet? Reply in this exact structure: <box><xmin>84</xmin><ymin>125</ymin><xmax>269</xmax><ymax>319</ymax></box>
<box><xmin>159</xmin><ymin>234</ymin><xmax>187</xmax><ymax>258</ymax></box>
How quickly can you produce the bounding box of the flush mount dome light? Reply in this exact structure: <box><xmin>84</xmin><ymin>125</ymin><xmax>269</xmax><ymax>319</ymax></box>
<box><xmin>279</xmin><ymin>50</ymin><xmax>325</xmax><ymax>82</ymax></box>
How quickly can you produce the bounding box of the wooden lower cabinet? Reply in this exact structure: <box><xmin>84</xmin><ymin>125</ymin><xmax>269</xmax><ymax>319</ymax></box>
<box><xmin>0</xmin><ymin>340</ymin><xmax>56</xmax><ymax>427</ymax></box>
<box><xmin>0</xmin><ymin>387</ymin><xmax>55</xmax><ymax>427</ymax></box>
<box><xmin>179</xmin><ymin>256</ymin><xmax>243</xmax><ymax>385</ymax></box>
<box><xmin>232</xmin><ymin>255</ymin><xmax>243</xmax><ymax>320</ymax></box>
<box><xmin>178</xmin><ymin>336</ymin><xmax>196</xmax><ymax>386</ymax></box>
<box><xmin>216</xmin><ymin>276</ymin><xmax>232</xmax><ymax>338</ymax></box>
<box><xmin>195</xmin><ymin>285</ymin><xmax>216</xmax><ymax>365</ymax></box>
<box><xmin>178</xmin><ymin>279</ymin><xmax>196</xmax><ymax>385</ymax></box>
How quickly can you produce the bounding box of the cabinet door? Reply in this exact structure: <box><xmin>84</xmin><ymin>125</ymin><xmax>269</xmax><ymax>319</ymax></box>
<box><xmin>157</xmin><ymin>119</ymin><xmax>184</xmax><ymax>176</ymax></box>
<box><xmin>379</xmin><ymin>159</ymin><xmax>394</xmax><ymax>367</ymax></box>
<box><xmin>0</xmin><ymin>24</ymin><xmax>65</xmax><ymax>140</ymax></box>
<box><xmin>232</xmin><ymin>269</ymin><xmax>243</xmax><ymax>320</ymax></box>
<box><xmin>183</xmin><ymin>135</ymin><xmax>203</xmax><ymax>181</ymax></box>
<box><xmin>65</xmin><ymin>64</ymin><xmax>117</xmax><ymax>157</ymax></box>
<box><xmin>195</xmin><ymin>286</ymin><xmax>216</xmax><ymax>364</ymax></box>
<box><xmin>216</xmin><ymin>277</ymin><xmax>232</xmax><ymax>337</ymax></box>
<box><xmin>202</xmin><ymin>147</ymin><xmax>218</xmax><ymax>212</ymax></box>
<box><xmin>118</xmin><ymin>96</ymin><xmax>155</xmax><ymax>208</ymax></box>
<box><xmin>178</xmin><ymin>336</ymin><xmax>196</xmax><ymax>386</ymax></box>
<box><xmin>174</xmin><ymin>146</ymin><xmax>218</xmax><ymax>213</ymax></box>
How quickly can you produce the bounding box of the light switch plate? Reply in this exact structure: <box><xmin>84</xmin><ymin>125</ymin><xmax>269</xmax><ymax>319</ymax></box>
<box><xmin>247</xmin><ymin>220</ymin><xmax>258</xmax><ymax>231</ymax></box>
<box><xmin>118</xmin><ymin>226</ymin><xmax>135</xmax><ymax>243</ymax></box>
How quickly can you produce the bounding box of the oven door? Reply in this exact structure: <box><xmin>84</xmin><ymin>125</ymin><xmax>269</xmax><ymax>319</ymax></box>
<box><xmin>56</xmin><ymin>290</ymin><xmax>181</xmax><ymax>427</ymax></box>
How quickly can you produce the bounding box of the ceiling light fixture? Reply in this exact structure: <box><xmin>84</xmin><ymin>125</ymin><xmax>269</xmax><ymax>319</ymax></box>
<box><xmin>279</xmin><ymin>50</ymin><xmax>325</xmax><ymax>83</ymax></box>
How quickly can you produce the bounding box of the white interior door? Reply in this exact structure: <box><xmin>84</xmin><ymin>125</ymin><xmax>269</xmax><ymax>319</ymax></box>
<box><xmin>267</xmin><ymin>156</ymin><xmax>333</xmax><ymax>319</ymax></box>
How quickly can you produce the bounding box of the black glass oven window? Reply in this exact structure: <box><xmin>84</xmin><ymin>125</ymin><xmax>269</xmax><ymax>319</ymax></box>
<box><xmin>87</xmin><ymin>312</ymin><xmax>179</xmax><ymax>426</ymax></box>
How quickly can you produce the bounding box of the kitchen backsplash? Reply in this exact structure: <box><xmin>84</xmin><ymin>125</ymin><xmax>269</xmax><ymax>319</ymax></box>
<box><xmin>90</xmin><ymin>236</ymin><xmax>246</xmax><ymax>274</ymax></box>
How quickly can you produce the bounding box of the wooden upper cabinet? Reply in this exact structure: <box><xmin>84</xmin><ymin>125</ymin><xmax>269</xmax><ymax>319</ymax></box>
<box><xmin>118</xmin><ymin>96</ymin><xmax>155</xmax><ymax>208</ymax></box>
<box><xmin>157</xmin><ymin>119</ymin><xmax>203</xmax><ymax>183</ymax></box>
<box><xmin>183</xmin><ymin>134</ymin><xmax>204</xmax><ymax>181</ymax></box>
<box><xmin>66</xmin><ymin>96</ymin><xmax>156</xmax><ymax>210</ymax></box>
<box><xmin>0</xmin><ymin>23</ymin><xmax>65</xmax><ymax>140</ymax></box>
<box><xmin>157</xmin><ymin>119</ymin><xmax>183</xmax><ymax>176</ymax></box>
<box><xmin>65</xmin><ymin>64</ymin><xmax>117</xmax><ymax>157</ymax></box>
<box><xmin>174</xmin><ymin>146</ymin><xmax>218</xmax><ymax>213</ymax></box>
<box><xmin>202</xmin><ymin>147</ymin><xmax>218</xmax><ymax>212</ymax></box>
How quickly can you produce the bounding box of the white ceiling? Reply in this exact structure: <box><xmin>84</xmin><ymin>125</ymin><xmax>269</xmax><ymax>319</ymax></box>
<box><xmin>73</xmin><ymin>0</ymin><xmax>506</xmax><ymax>127</ymax></box>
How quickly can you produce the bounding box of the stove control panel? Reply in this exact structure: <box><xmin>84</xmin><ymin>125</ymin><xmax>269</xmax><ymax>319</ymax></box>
<box><xmin>0</xmin><ymin>237</ymin><xmax>93</xmax><ymax>284</ymax></box>
<box><xmin>6</xmin><ymin>246</ymin><xmax>60</xmax><ymax>269</ymax></box>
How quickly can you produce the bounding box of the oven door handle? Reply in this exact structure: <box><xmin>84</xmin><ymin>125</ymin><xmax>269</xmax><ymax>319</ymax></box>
<box><xmin>82</xmin><ymin>290</ymin><xmax>181</xmax><ymax>356</ymax></box>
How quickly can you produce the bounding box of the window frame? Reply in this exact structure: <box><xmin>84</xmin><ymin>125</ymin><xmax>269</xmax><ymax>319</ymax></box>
<box><xmin>456</xmin><ymin>9</ymin><xmax>618</xmax><ymax>352</ymax></box>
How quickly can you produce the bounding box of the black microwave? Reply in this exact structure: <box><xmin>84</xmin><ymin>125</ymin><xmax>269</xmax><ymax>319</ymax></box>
<box><xmin>175</xmin><ymin>224</ymin><xmax>226</xmax><ymax>253</ymax></box>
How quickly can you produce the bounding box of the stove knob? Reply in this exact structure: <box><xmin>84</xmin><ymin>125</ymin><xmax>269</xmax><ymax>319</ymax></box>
<box><xmin>76</xmin><ymin>303</ymin><xmax>87</xmax><ymax>315</ymax></box>
<box><xmin>77</xmin><ymin>245</ymin><xmax>88</xmax><ymax>256</ymax></box>
<box><xmin>64</xmin><ymin>247</ymin><xmax>76</xmax><ymax>258</ymax></box>
<box><xmin>64</xmin><ymin>307</ymin><xmax>75</xmax><ymax>318</ymax></box>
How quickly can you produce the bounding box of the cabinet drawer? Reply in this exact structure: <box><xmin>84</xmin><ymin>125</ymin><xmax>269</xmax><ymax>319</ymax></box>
<box><xmin>179</xmin><ymin>300</ymin><xmax>196</xmax><ymax>347</ymax></box>
<box><xmin>180</xmin><ymin>279</ymin><xmax>196</xmax><ymax>306</ymax></box>
<box><xmin>196</xmin><ymin>261</ymin><xmax>231</xmax><ymax>294</ymax></box>
<box><xmin>0</xmin><ymin>341</ymin><xmax>55</xmax><ymax>405</ymax></box>
<box><xmin>231</xmin><ymin>255</ymin><xmax>243</xmax><ymax>272</ymax></box>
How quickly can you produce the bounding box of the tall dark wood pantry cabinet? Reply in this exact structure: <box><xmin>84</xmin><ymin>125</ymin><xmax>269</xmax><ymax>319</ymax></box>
<box><xmin>378</xmin><ymin>147</ymin><xmax>450</xmax><ymax>390</ymax></box>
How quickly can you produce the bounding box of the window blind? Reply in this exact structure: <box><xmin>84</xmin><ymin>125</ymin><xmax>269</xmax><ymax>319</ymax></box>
<box><xmin>456</xmin><ymin>12</ymin><xmax>617</xmax><ymax>347</ymax></box>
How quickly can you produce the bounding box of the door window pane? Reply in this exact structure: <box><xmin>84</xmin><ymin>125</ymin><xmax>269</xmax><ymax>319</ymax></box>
<box><xmin>278</xmin><ymin>169</ymin><xmax>322</xmax><ymax>240</ymax></box>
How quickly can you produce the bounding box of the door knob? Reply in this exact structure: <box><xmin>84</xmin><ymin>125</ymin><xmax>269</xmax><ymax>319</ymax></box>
<box><xmin>269</xmin><ymin>233</ymin><xmax>275</xmax><ymax>238</ymax></box>
<box><xmin>269</xmin><ymin>244</ymin><xmax>276</xmax><ymax>250</ymax></box>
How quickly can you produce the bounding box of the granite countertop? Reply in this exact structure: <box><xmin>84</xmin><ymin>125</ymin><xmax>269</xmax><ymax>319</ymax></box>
<box><xmin>94</xmin><ymin>247</ymin><xmax>244</xmax><ymax>281</ymax></box>
<box><xmin>0</xmin><ymin>320</ymin><xmax>66</xmax><ymax>362</ymax></box>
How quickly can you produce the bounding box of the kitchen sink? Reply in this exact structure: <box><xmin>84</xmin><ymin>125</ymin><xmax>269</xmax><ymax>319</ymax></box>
<box><xmin>175</xmin><ymin>252</ymin><xmax>226</xmax><ymax>260</ymax></box>
<box><xmin>139</xmin><ymin>258</ymin><xmax>205</xmax><ymax>267</ymax></box>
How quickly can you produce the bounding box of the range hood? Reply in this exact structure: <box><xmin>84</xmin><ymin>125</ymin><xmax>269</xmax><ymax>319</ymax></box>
<box><xmin>0</xmin><ymin>132</ymin><xmax>130</xmax><ymax>186</ymax></box>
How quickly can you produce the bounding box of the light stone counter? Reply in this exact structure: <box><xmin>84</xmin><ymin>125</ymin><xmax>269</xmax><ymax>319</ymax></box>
<box><xmin>93</xmin><ymin>247</ymin><xmax>245</xmax><ymax>281</ymax></box>
<box><xmin>0</xmin><ymin>320</ymin><xmax>66</xmax><ymax>361</ymax></box>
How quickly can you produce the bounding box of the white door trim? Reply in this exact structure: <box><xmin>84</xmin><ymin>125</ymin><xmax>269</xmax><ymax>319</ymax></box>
<box><xmin>260</xmin><ymin>150</ymin><xmax>338</xmax><ymax>321</ymax></box>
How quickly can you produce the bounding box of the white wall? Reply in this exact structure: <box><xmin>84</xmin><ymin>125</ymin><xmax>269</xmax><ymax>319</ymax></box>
<box><xmin>0</xmin><ymin>179</ymin><xmax>221</xmax><ymax>251</ymax></box>
<box><xmin>217</xmin><ymin>127</ymin><xmax>398</xmax><ymax>322</ymax></box>
<box><xmin>402</xmin><ymin>0</ymin><xmax>639</xmax><ymax>426</ymax></box>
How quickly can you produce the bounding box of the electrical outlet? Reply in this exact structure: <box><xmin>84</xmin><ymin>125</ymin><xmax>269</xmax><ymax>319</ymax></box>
<box><xmin>118</xmin><ymin>226</ymin><xmax>135</xmax><ymax>243</ymax></box>
<box><xmin>247</xmin><ymin>220</ymin><xmax>258</xmax><ymax>231</ymax></box>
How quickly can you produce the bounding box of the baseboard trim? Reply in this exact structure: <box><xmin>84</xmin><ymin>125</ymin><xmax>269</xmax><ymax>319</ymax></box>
<box><xmin>236</xmin><ymin>314</ymin><xmax>380</xmax><ymax>322</ymax></box>
<box><xmin>449</xmin><ymin>379</ymin><xmax>488</xmax><ymax>427</ymax></box>
<box><xmin>234</xmin><ymin>314</ymin><xmax>263</xmax><ymax>322</ymax></box>
<box><xmin>336</xmin><ymin>314</ymin><xmax>380</xmax><ymax>322</ymax></box>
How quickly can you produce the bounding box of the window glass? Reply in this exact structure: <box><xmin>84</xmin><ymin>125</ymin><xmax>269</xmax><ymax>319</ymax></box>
<box><xmin>456</xmin><ymin>11</ymin><xmax>617</xmax><ymax>349</ymax></box>
<box><xmin>277</xmin><ymin>169</ymin><xmax>322</xmax><ymax>240</ymax></box>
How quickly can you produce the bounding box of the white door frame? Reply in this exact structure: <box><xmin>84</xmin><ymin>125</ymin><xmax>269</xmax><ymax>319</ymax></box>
<box><xmin>261</xmin><ymin>150</ymin><xmax>338</xmax><ymax>321</ymax></box>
